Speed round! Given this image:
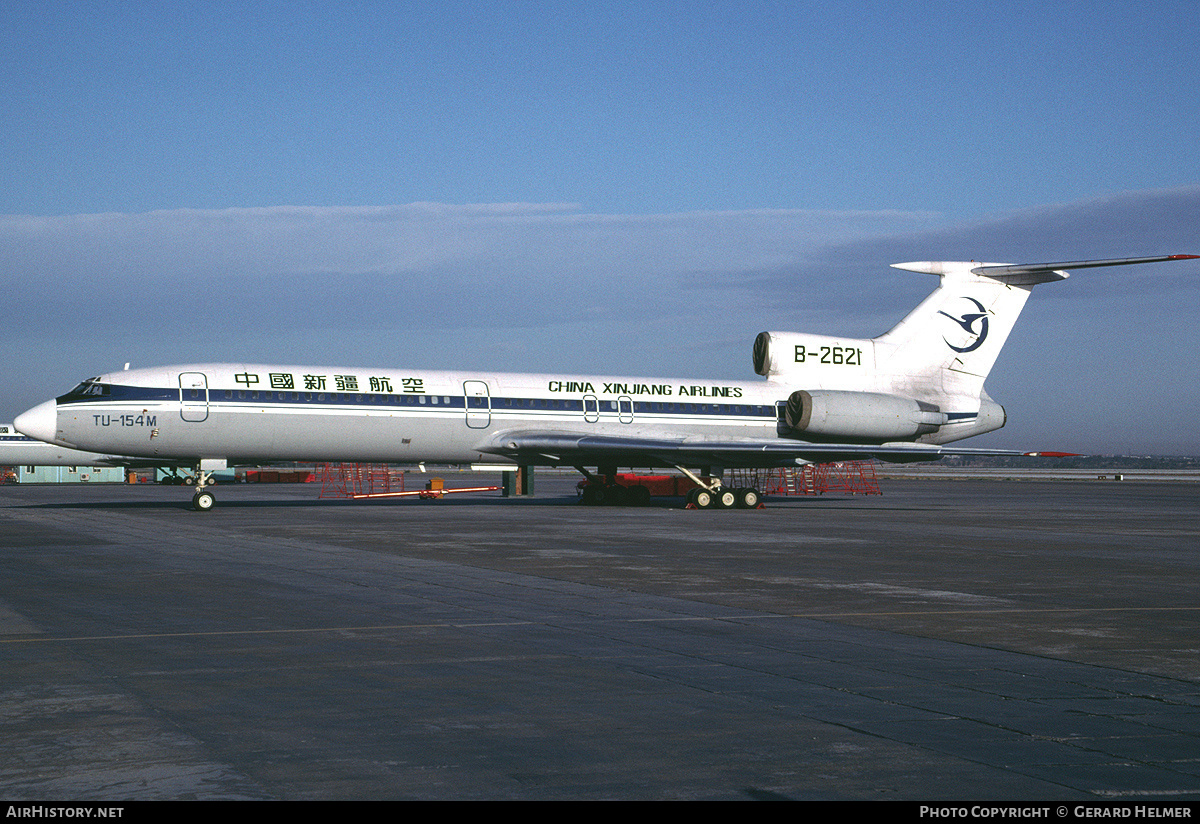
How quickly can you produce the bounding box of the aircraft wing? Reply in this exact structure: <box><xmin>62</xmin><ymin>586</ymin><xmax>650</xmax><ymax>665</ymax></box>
<box><xmin>477</xmin><ymin>429</ymin><xmax>1035</xmax><ymax>469</ymax></box>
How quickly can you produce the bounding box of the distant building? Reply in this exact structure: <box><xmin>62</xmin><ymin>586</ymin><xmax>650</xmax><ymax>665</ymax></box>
<box><xmin>15</xmin><ymin>464</ymin><xmax>127</xmax><ymax>483</ymax></box>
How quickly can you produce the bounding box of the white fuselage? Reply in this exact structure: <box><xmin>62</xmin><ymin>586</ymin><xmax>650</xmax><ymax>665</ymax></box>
<box><xmin>37</xmin><ymin>364</ymin><xmax>781</xmax><ymax>465</ymax></box>
<box><xmin>17</xmin><ymin>360</ymin><xmax>995</xmax><ymax>470</ymax></box>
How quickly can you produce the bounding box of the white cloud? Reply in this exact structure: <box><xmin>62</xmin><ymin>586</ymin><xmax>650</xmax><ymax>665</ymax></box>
<box><xmin>0</xmin><ymin>202</ymin><xmax>937</xmax><ymax>335</ymax></box>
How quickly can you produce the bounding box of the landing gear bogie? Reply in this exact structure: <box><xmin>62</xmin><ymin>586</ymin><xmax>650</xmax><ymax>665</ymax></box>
<box><xmin>686</xmin><ymin>484</ymin><xmax>762</xmax><ymax>510</ymax></box>
<box><xmin>578</xmin><ymin>469</ymin><xmax>764</xmax><ymax>511</ymax></box>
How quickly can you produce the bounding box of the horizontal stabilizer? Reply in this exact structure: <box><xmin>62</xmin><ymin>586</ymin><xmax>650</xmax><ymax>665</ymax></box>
<box><xmin>973</xmin><ymin>255</ymin><xmax>1199</xmax><ymax>285</ymax></box>
<box><xmin>893</xmin><ymin>255</ymin><xmax>1198</xmax><ymax>286</ymax></box>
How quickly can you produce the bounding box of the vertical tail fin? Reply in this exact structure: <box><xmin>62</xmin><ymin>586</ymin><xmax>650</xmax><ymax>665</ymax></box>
<box><xmin>874</xmin><ymin>261</ymin><xmax>1049</xmax><ymax>402</ymax></box>
<box><xmin>876</xmin><ymin>254</ymin><xmax>1197</xmax><ymax>408</ymax></box>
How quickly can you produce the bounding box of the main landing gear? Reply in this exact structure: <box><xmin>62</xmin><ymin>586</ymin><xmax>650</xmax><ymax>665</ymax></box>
<box><xmin>575</xmin><ymin>465</ymin><xmax>762</xmax><ymax>510</ymax></box>
<box><xmin>676</xmin><ymin>464</ymin><xmax>762</xmax><ymax>510</ymax></box>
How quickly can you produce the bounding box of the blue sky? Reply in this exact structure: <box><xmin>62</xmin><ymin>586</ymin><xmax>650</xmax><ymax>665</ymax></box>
<box><xmin>3</xmin><ymin>1</ymin><xmax>1199</xmax><ymax>454</ymax></box>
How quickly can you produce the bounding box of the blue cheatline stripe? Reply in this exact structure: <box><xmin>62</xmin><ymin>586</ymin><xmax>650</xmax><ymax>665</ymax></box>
<box><xmin>54</xmin><ymin>382</ymin><xmax>978</xmax><ymax>424</ymax></box>
<box><xmin>58</xmin><ymin>384</ymin><xmax>782</xmax><ymax>420</ymax></box>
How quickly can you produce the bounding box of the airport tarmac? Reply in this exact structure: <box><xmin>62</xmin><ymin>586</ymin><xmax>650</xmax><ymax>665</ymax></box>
<box><xmin>0</xmin><ymin>474</ymin><xmax>1198</xmax><ymax>801</ymax></box>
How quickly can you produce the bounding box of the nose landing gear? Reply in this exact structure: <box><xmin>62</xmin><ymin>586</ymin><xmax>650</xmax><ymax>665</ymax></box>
<box><xmin>187</xmin><ymin>459</ymin><xmax>227</xmax><ymax>511</ymax></box>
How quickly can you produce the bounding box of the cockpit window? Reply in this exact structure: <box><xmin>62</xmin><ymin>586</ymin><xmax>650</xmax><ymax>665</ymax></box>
<box><xmin>65</xmin><ymin>379</ymin><xmax>110</xmax><ymax>398</ymax></box>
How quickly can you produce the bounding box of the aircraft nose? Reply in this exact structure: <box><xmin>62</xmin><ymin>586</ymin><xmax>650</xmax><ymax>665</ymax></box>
<box><xmin>14</xmin><ymin>400</ymin><xmax>59</xmax><ymax>443</ymax></box>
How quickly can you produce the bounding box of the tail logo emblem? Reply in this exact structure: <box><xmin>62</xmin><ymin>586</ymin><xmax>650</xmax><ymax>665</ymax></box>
<box><xmin>939</xmin><ymin>297</ymin><xmax>991</xmax><ymax>353</ymax></box>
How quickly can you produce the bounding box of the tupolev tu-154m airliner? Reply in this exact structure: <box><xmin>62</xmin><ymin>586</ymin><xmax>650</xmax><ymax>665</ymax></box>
<box><xmin>15</xmin><ymin>255</ymin><xmax>1197</xmax><ymax>511</ymax></box>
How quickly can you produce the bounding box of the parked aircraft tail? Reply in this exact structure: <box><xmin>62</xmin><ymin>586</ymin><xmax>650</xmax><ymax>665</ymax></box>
<box><xmin>754</xmin><ymin>255</ymin><xmax>1197</xmax><ymax>444</ymax></box>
